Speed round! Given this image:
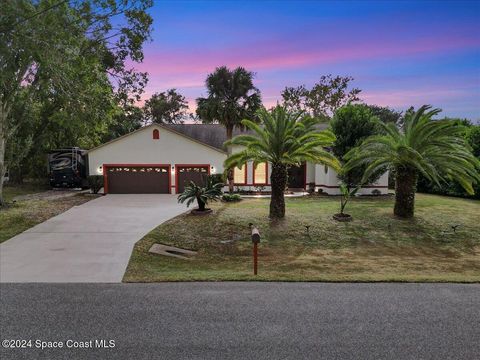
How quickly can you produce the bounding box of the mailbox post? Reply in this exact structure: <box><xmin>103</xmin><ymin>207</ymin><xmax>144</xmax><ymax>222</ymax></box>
<box><xmin>251</xmin><ymin>227</ymin><xmax>260</xmax><ymax>275</ymax></box>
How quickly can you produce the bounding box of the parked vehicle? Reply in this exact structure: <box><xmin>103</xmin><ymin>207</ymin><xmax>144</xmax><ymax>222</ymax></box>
<box><xmin>48</xmin><ymin>148</ymin><xmax>88</xmax><ymax>188</ymax></box>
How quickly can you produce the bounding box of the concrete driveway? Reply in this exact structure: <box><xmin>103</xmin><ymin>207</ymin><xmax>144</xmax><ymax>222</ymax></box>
<box><xmin>0</xmin><ymin>195</ymin><xmax>187</xmax><ymax>283</ymax></box>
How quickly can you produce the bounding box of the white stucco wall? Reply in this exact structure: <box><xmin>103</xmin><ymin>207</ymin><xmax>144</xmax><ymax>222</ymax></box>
<box><xmin>314</xmin><ymin>165</ymin><xmax>390</xmax><ymax>195</ymax></box>
<box><xmin>305</xmin><ymin>162</ymin><xmax>316</xmax><ymax>185</ymax></box>
<box><xmin>87</xmin><ymin>125</ymin><xmax>227</xmax><ymax>194</ymax></box>
<box><xmin>87</xmin><ymin>125</ymin><xmax>390</xmax><ymax>196</ymax></box>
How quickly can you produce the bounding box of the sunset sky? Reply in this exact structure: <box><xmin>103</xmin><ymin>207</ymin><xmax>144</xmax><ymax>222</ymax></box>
<box><xmin>135</xmin><ymin>0</ymin><xmax>480</xmax><ymax>121</ymax></box>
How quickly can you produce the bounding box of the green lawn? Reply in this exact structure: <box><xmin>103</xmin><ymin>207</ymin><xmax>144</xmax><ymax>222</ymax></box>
<box><xmin>124</xmin><ymin>193</ymin><xmax>480</xmax><ymax>282</ymax></box>
<box><xmin>0</xmin><ymin>185</ymin><xmax>96</xmax><ymax>243</ymax></box>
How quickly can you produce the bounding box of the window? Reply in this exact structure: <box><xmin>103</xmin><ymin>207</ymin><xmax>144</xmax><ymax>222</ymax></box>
<box><xmin>233</xmin><ymin>164</ymin><xmax>246</xmax><ymax>184</ymax></box>
<box><xmin>153</xmin><ymin>129</ymin><xmax>159</xmax><ymax>139</ymax></box>
<box><xmin>254</xmin><ymin>162</ymin><xmax>267</xmax><ymax>184</ymax></box>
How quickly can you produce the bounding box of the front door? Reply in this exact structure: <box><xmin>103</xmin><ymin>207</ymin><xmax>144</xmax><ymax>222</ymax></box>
<box><xmin>287</xmin><ymin>163</ymin><xmax>305</xmax><ymax>189</ymax></box>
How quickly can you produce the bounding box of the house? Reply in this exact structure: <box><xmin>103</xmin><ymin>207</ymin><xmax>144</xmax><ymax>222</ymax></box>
<box><xmin>86</xmin><ymin>123</ymin><xmax>389</xmax><ymax>195</ymax></box>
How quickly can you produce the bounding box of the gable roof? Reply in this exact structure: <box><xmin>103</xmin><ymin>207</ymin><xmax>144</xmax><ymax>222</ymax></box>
<box><xmin>165</xmin><ymin>123</ymin><xmax>329</xmax><ymax>150</ymax></box>
<box><xmin>87</xmin><ymin>122</ymin><xmax>330</xmax><ymax>154</ymax></box>
<box><xmin>164</xmin><ymin>124</ymin><xmax>254</xmax><ymax>150</ymax></box>
<box><xmin>86</xmin><ymin>123</ymin><xmax>227</xmax><ymax>154</ymax></box>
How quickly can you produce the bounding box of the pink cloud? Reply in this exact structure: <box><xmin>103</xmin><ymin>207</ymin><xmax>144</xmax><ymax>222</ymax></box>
<box><xmin>134</xmin><ymin>35</ymin><xmax>479</xmax><ymax>78</ymax></box>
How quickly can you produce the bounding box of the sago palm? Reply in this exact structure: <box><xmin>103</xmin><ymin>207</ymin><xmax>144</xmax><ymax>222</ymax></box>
<box><xmin>224</xmin><ymin>106</ymin><xmax>340</xmax><ymax>219</ymax></box>
<box><xmin>344</xmin><ymin>105</ymin><xmax>480</xmax><ymax>218</ymax></box>
<box><xmin>177</xmin><ymin>178</ymin><xmax>223</xmax><ymax>211</ymax></box>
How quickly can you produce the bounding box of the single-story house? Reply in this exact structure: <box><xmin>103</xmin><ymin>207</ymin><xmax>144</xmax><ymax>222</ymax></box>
<box><xmin>87</xmin><ymin>123</ymin><xmax>389</xmax><ymax>195</ymax></box>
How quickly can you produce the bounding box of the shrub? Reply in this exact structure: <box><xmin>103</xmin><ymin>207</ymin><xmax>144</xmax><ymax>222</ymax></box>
<box><xmin>208</xmin><ymin>173</ymin><xmax>225</xmax><ymax>185</ymax></box>
<box><xmin>222</xmin><ymin>194</ymin><xmax>241</xmax><ymax>202</ymax></box>
<box><xmin>87</xmin><ymin>175</ymin><xmax>103</xmax><ymax>194</ymax></box>
<box><xmin>331</xmin><ymin>104</ymin><xmax>382</xmax><ymax>187</ymax></box>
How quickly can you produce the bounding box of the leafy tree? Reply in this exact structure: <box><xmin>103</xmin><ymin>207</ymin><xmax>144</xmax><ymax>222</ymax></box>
<box><xmin>417</xmin><ymin>122</ymin><xmax>480</xmax><ymax>199</ymax></box>
<box><xmin>177</xmin><ymin>178</ymin><xmax>223</xmax><ymax>212</ymax></box>
<box><xmin>0</xmin><ymin>0</ymin><xmax>153</xmax><ymax>205</ymax></box>
<box><xmin>281</xmin><ymin>75</ymin><xmax>361</xmax><ymax>120</ymax></box>
<box><xmin>143</xmin><ymin>89</ymin><xmax>188</xmax><ymax>124</ymax></box>
<box><xmin>103</xmin><ymin>104</ymin><xmax>143</xmax><ymax>142</ymax></box>
<box><xmin>366</xmin><ymin>105</ymin><xmax>403</xmax><ymax>125</ymax></box>
<box><xmin>466</xmin><ymin>125</ymin><xmax>480</xmax><ymax>158</ymax></box>
<box><xmin>225</xmin><ymin>106</ymin><xmax>339</xmax><ymax>219</ymax></box>
<box><xmin>330</xmin><ymin>104</ymin><xmax>380</xmax><ymax>188</ymax></box>
<box><xmin>345</xmin><ymin>105</ymin><xmax>480</xmax><ymax>218</ymax></box>
<box><xmin>196</xmin><ymin>66</ymin><xmax>262</xmax><ymax>192</ymax></box>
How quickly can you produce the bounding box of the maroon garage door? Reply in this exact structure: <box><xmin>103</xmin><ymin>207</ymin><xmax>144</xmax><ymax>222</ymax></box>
<box><xmin>176</xmin><ymin>165</ymin><xmax>209</xmax><ymax>193</ymax></box>
<box><xmin>105</xmin><ymin>165</ymin><xmax>170</xmax><ymax>194</ymax></box>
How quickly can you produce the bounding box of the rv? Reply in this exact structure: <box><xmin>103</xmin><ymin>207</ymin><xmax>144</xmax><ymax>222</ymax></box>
<box><xmin>48</xmin><ymin>147</ymin><xmax>88</xmax><ymax>188</ymax></box>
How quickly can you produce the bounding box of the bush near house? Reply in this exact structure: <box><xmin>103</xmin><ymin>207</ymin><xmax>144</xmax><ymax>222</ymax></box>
<box><xmin>87</xmin><ymin>175</ymin><xmax>104</xmax><ymax>194</ymax></box>
<box><xmin>222</xmin><ymin>194</ymin><xmax>241</xmax><ymax>202</ymax></box>
<box><xmin>416</xmin><ymin>123</ymin><xmax>480</xmax><ymax>199</ymax></box>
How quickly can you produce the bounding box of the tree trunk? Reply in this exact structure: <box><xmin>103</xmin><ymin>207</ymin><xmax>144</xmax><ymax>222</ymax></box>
<box><xmin>226</xmin><ymin>125</ymin><xmax>234</xmax><ymax>193</ymax></box>
<box><xmin>0</xmin><ymin>101</ymin><xmax>9</xmax><ymax>207</ymax></box>
<box><xmin>394</xmin><ymin>166</ymin><xmax>418</xmax><ymax>218</ymax></box>
<box><xmin>197</xmin><ymin>196</ymin><xmax>206</xmax><ymax>211</ymax></box>
<box><xmin>270</xmin><ymin>163</ymin><xmax>288</xmax><ymax>219</ymax></box>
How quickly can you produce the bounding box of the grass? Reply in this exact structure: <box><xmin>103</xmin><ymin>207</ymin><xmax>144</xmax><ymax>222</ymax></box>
<box><xmin>124</xmin><ymin>193</ymin><xmax>480</xmax><ymax>283</ymax></box>
<box><xmin>2</xmin><ymin>182</ymin><xmax>49</xmax><ymax>202</ymax></box>
<box><xmin>0</xmin><ymin>184</ymin><xmax>96</xmax><ymax>243</ymax></box>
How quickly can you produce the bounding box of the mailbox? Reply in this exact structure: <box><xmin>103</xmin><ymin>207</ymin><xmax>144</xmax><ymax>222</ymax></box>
<box><xmin>251</xmin><ymin>227</ymin><xmax>261</xmax><ymax>244</ymax></box>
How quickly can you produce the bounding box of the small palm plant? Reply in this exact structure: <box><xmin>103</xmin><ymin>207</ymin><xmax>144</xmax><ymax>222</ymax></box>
<box><xmin>224</xmin><ymin>105</ymin><xmax>340</xmax><ymax>219</ymax></box>
<box><xmin>344</xmin><ymin>105</ymin><xmax>480</xmax><ymax>218</ymax></box>
<box><xmin>177</xmin><ymin>177</ymin><xmax>223</xmax><ymax>213</ymax></box>
<box><xmin>334</xmin><ymin>183</ymin><xmax>360</xmax><ymax>221</ymax></box>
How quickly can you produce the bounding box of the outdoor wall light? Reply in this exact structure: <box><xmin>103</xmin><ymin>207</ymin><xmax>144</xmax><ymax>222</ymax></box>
<box><xmin>211</xmin><ymin>166</ymin><xmax>216</xmax><ymax>174</ymax></box>
<box><xmin>97</xmin><ymin>166</ymin><xmax>103</xmax><ymax>174</ymax></box>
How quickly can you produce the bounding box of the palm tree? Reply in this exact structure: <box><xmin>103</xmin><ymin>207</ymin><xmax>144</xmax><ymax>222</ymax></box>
<box><xmin>344</xmin><ymin>105</ymin><xmax>480</xmax><ymax>218</ymax></box>
<box><xmin>177</xmin><ymin>178</ymin><xmax>223</xmax><ymax>212</ymax></box>
<box><xmin>224</xmin><ymin>106</ymin><xmax>340</xmax><ymax>219</ymax></box>
<box><xmin>196</xmin><ymin>66</ymin><xmax>262</xmax><ymax>192</ymax></box>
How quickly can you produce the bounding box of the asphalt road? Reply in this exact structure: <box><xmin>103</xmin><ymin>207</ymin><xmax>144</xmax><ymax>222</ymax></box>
<box><xmin>1</xmin><ymin>283</ymin><xmax>479</xmax><ymax>360</ymax></box>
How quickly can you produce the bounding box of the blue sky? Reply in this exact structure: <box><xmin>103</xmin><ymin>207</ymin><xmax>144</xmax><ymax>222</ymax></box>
<box><xmin>135</xmin><ymin>0</ymin><xmax>480</xmax><ymax>121</ymax></box>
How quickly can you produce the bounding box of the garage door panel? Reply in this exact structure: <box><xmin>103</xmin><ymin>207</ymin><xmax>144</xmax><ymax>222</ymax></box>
<box><xmin>107</xmin><ymin>166</ymin><xmax>170</xmax><ymax>194</ymax></box>
<box><xmin>177</xmin><ymin>166</ymin><xmax>209</xmax><ymax>193</ymax></box>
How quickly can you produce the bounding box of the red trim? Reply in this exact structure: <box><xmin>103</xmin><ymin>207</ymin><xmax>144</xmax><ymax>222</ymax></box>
<box><xmin>233</xmin><ymin>162</ymin><xmax>248</xmax><ymax>185</ymax></box>
<box><xmin>103</xmin><ymin>164</ymin><xmax>108</xmax><ymax>194</ymax></box>
<box><xmin>102</xmin><ymin>164</ymin><xmax>171</xmax><ymax>194</ymax></box>
<box><xmin>315</xmin><ymin>184</ymin><xmax>388</xmax><ymax>188</ymax></box>
<box><xmin>152</xmin><ymin>129</ymin><xmax>160</xmax><ymax>140</ymax></box>
<box><xmin>253</xmin><ymin>162</ymin><xmax>269</xmax><ymax>185</ymax></box>
<box><xmin>174</xmin><ymin>164</ymin><xmax>210</xmax><ymax>194</ymax></box>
